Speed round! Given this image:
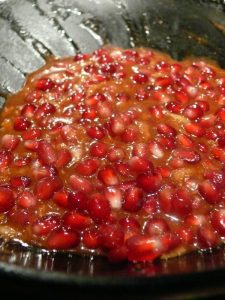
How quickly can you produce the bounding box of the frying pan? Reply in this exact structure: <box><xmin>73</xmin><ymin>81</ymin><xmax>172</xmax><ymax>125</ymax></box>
<box><xmin>1</xmin><ymin>0</ymin><xmax>225</xmax><ymax>298</ymax></box>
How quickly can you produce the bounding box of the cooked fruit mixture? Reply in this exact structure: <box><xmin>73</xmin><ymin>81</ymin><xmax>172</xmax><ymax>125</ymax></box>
<box><xmin>0</xmin><ymin>46</ymin><xmax>224</xmax><ymax>262</ymax></box>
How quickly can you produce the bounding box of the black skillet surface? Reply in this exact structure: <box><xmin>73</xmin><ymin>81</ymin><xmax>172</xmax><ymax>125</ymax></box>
<box><xmin>1</xmin><ymin>0</ymin><xmax>225</xmax><ymax>298</ymax></box>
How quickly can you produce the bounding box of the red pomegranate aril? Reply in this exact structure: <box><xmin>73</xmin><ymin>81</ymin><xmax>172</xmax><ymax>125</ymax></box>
<box><xmin>37</xmin><ymin>140</ymin><xmax>57</xmax><ymax>166</ymax></box>
<box><xmin>56</xmin><ymin>149</ymin><xmax>72</xmax><ymax>168</ymax></box>
<box><xmin>211</xmin><ymin>209</ymin><xmax>225</xmax><ymax>236</ymax></box>
<box><xmin>101</xmin><ymin>224</ymin><xmax>124</xmax><ymax>249</ymax></box>
<box><xmin>66</xmin><ymin>191</ymin><xmax>87</xmax><ymax>211</ymax></box>
<box><xmin>174</xmin><ymin>149</ymin><xmax>201</xmax><ymax>164</ymax></box>
<box><xmin>108</xmin><ymin>147</ymin><xmax>125</xmax><ymax>162</ymax></box>
<box><xmin>142</xmin><ymin>195</ymin><xmax>158</xmax><ymax>214</ymax></box>
<box><xmin>69</xmin><ymin>175</ymin><xmax>93</xmax><ymax>193</ymax></box>
<box><xmin>17</xmin><ymin>190</ymin><xmax>36</xmax><ymax>208</ymax></box>
<box><xmin>35</xmin><ymin>78</ymin><xmax>55</xmax><ymax>91</ymax></box>
<box><xmin>21</xmin><ymin>104</ymin><xmax>36</xmax><ymax>118</ymax></box>
<box><xmin>14</xmin><ymin>156</ymin><xmax>31</xmax><ymax>167</ymax></box>
<box><xmin>25</xmin><ymin>90</ymin><xmax>42</xmax><ymax>103</ymax></box>
<box><xmin>87</xmin><ymin>126</ymin><xmax>105</xmax><ymax>140</ymax></box>
<box><xmin>104</xmin><ymin>186</ymin><xmax>122</xmax><ymax>209</ymax></box>
<box><xmin>132</xmin><ymin>143</ymin><xmax>148</xmax><ymax>158</ymax></box>
<box><xmin>128</xmin><ymin>156</ymin><xmax>153</xmax><ymax>174</ymax></box>
<box><xmin>110</xmin><ymin>116</ymin><xmax>126</xmax><ymax>135</ymax></box>
<box><xmin>0</xmin><ymin>187</ymin><xmax>15</xmax><ymax>212</ymax></box>
<box><xmin>88</xmin><ymin>193</ymin><xmax>111</xmax><ymax>223</ymax></box>
<box><xmin>101</xmin><ymin>63</ymin><xmax>117</xmax><ymax>74</ymax></box>
<box><xmin>53</xmin><ymin>190</ymin><xmax>69</xmax><ymax>208</ymax></box>
<box><xmin>198</xmin><ymin>180</ymin><xmax>221</xmax><ymax>204</ymax></box>
<box><xmin>145</xmin><ymin>218</ymin><xmax>170</xmax><ymax>237</ymax></box>
<box><xmin>121</xmin><ymin>125</ymin><xmax>138</xmax><ymax>143</ymax></box>
<box><xmin>171</xmin><ymin>188</ymin><xmax>192</xmax><ymax>216</ymax></box>
<box><xmin>157</xmin><ymin>124</ymin><xmax>177</xmax><ymax>136</ymax></box>
<box><xmin>36</xmin><ymin>176</ymin><xmax>62</xmax><ymax>200</ymax></box>
<box><xmin>90</xmin><ymin>141</ymin><xmax>108</xmax><ymax>158</ymax></box>
<box><xmin>14</xmin><ymin>117</ymin><xmax>31</xmax><ymax>131</ymax></box>
<box><xmin>132</xmin><ymin>72</ymin><xmax>148</xmax><ymax>84</ymax></box>
<box><xmin>211</xmin><ymin>147</ymin><xmax>225</xmax><ymax>162</ymax></box>
<box><xmin>176</xmin><ymin>227</ymin><xmax>194</xmax><ymax>245</ymax></box>
<box><xmin>137</xmin><ymin>173</ymin><xmax>162</xmax><ymax>193</ymax></box>
<box><xmin>22</xmin><ymin>129</ymin><xmax>42</xmax><ymax>140</ymax></box>
<box><xmin>35</xmin><ymin>103</ymin><xmax>56</xmax><ymax>119</ymax></box>
<box><xmin>218</xmin><ymin>137</ymin><xmax>225</xmax><ymax>148</ymax></box>
<box><xmin>1</xmin><ymin>134</ymin><xmax>19</xmax><ymax>150</ymax></box>
<box><xmin>123</xmin><ymin>187</ymin><xmax>143</xmax><ymax>212</ymax></box>
<box><xmin>10</xmin><ymin>176</ymin><xmax>31</xmax><ymax>188</ymax></box>
<box><xmin>126</xmin><ymin>234</ymin><xmax>164</xmax><ymax>262</ymax></box>
<box><xmin>115</xmin><ymin>162</ymin><xmax>130</xmax><ymax>177</ymax></box>
<box><xmin>204</xmin><ymin>171</ymin><xmax>225</xmax><ymax>189</ymax></box>
<box><xmin>98</xmin><ymin>166</ymin><xmax>119</xmax><ymax>186</ymax></box>
<box><xmin>198</xmin><ymin>226</ymin><xmax>219</xmax><ymax>249</ymax></box>
<box><xmin>183</xmin><ymin>104</ymin><xmax>204</xmax><ymax>120</ymax></box>
<box><xmin>217</xmin><ymin>107</ymin><xmax>225</xmax><ymax>121</ymax></box>
<box><xmin>119</xmin><ymin>216</ymin><xmax>140</xmax><ymax>232</ymax></box>
<box><xmin>185</xmin><ymin>123</ymin><xmax>205</xmax><ymax>137</ymax></box>
<box><xmin>47</xmin><ymin>229</ymin><xmax>80</xmax><ymax>249</ymax></box>
<box><xmin>83</xmin><ymin>228</ymin><xmax>101</xmax><ymax>249</ymax></box>
<box><xmin>197</xmin><ymin>100</ymin><xmax>209</xmax><ymax>112</ymax></box>
<box><xmin>75</xmin><ymin>158</ymin><xmax>100</xmax><ymax>176</ymax></box>
<box><xmin>108</xmin><ymin>246</ymin><xmax>128</xmax><ymax>263</ymax></box>
<box><xmin>149</xmin><ymin>105</ymin><xmax>163</xmax><ymax>118</ymax></box>
<box><xmin>32</xmin><ymin>214</ymin><xmax>61</xmax><ymax>236</ymax></box>
<box><xmin>63</xmin><ymin>211</ymin><xmax>93</xmax><ymax>230</ymax></box>
<box><xmin>0</xmin><ymin>150</ymin><xmax>12</xmax><ymax>169</ymax></box>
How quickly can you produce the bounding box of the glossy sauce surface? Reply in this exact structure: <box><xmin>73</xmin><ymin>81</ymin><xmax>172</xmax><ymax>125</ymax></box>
<box><xmin>0</xmin><ymin>47</ymin><xmax>224</xmax><ymax>262</ymax></box>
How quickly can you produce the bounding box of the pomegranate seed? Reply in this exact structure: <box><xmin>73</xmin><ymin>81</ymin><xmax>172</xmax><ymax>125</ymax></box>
<box><xmin>185</xmin><ymin>214</ymin><xmax>207</xmax><ymax>227</ymax></box>
<box><xmin>119</xmin><ymin>216</ymin><xmax>140</xmax><ymax>232</ymax></box>
<box><xmin>121</xmin><ymin>125</ymin><xmax>139</xmax><ymax>143</ymax></box>
<box><xmin>198</xmin><ymin>226</ymin><xmax>219</xmax><ymax>249</ymax></box>
<box><xmin>171</xmin><ymin>188</ymin><xmax>192</xmax><ymax>216</ymax></box>
<box><xmin>149</xmin><ymin>105</ymin><xmax>163</xmax><ymax>118</ymax></box>
<box><xmin>56</xmin><ymin>149</ymin><xmax>72</xmax><ymax>168</ymax></box>
<box><xmin>218</xmin><ymin>137</ymin><xmax>225</xmax><ymax>148</ymax></box>
<box><xmin>75</xmin><ymin>158</ymin><xmax>99</xmax><ymax>176</ymax></box>
<box><xmin>14</xmin><ymin>156</ymin><xmax>31</xmax><ymax>167</ymax></box>
<box><xmin>87</xmin><ymin>126</ymin><xmax>105</xmax><ymax>140</ymax></box>
<box><xmin>37</xmin><ymin>140</ymin><xmax>57</xmax><ymax>166</ymax></box>
<box><xmin>107</xmin><ymin>147</ymin><xmax>125</xmax><ymax>162</ymax></box>
<box><xmin>198</xmin><ymin>180</ymin><xmax>221</xmax><ymax>204</ymax></box>
<box><xmin>123</xmin><ymin>187</ymin><xmax>143</xmax><ymax>212</ymax></box>
<box><xmin>145</xmin><ymin>218</ymin><xmax>170</xmax><ymax>237</ymax></box>
<box><xmin>211</xmin><ymin>209</ymin><xmax>225</xmax><ymax>236</ymax></box>
<box><xmin>197</xmin><ymin>100</ymin><xmax>209</xmax><ymax>112</ymax></box>
<box><xmin>137</xmin><ymin>173</ymin><xmax>162</xmax><ymax>193</ymax></box>
<box><xmin>0</xmin><ymin>150</ymin><xmax>12</xmax><ymax>169</ymax></box>
<box><xmin>74</xmin><ymin>53</ymin><xmax>89</xmax><ymax>61</ymax></box>
<box><xmin>132</xmin><ymin>143</ymin><xmax>148</xmax><ymax>158</ymax></box>
<box><xmin>110</xmin><ymin>116</ymin><xmax>126</xmax><ymax>135</ymax></box>
<box><xmin>175</xmin><ymin>227</ymin><xmax>194</xmax><ymax>245</ymax></box>
<box><xmin>177</xmin><ymin>134</ymin><xmax>194</xmax><ymax>148</ymax></box>
<box><xmin>25</xmin><ymin>90</ymin><xmax>42</xmax><ymax>103</ymax></box>
<box><xmin>148</xmin><ymin>142</ymin><xmax>164</xmax><ymax>158</ymax></box>
<box><xmin>132</xmin><ymin>72</ymin><xmax>148</xmax><ymax>84</ymax></box>
<box><xmin>211</xmin><ymin>147</ymin><xmax>225</xmax><ymax>162</ymax></box>
<box><xmin>128</xmin><ymin>156</ymin><xmax>153</xmax><ymax>174</ymax></box>
<box><xmin>115</xmin><ymin>162</ymin><xmax>130</xmax><ymax>177</ymax></box>
<box><xmin>204</xmin><ymin>171</ymin><xmax>225</xmax><ymax>189</ymax></box>
<box><xmin>69</xmin><ymin>175</ymin><xmax>93</xmax><ymax>193</ymax></box>
<box><xmin>101</xmin><ymin>224</ymin><xmax>124</xmax><ymax>249</ymax></box>
<box><xmin>21</xmin><ymin>104</ymin><xmax>36</xmax><ymax>118</ymax></box>
<box><xmin>10</xmin><ymin>176</ymin><xmax>31</xmax><ymax>188</ymax></box>
<box><xmin>98</xmin><ymin>166</ymin><xmax>119</xmax><ymax>185</ymax></box>
<box><xmin>14</xmin><ymin>117</ymin><xmax>31</xmax><ymax>131</ymax></box>
<box><xmin>104</xmin><ymin>186</ymin><xmax>122</xmax><ymax>209</ymax></box>
<box><xmin>217</xmin><ymin>107</ymin><xmax>225</xmax><ymax>121</ymax></box>
<box><xmin>83</xmin><ymin>228</ymin><xmax>101</xmax><ymax>249</ymax></box>
<box><xmin>173</xmin><ymin>149</ymin><xmax>201</xmax><ymax>164</ymax></box>
<box><xmin>1</xmin><ymin>134</ymin><xmax>19</xmax><ymax>150</ymax></box>
<box><xmin>108</xmin><ymin>246</ymin><xmax>128</xmax><ymax>263</ymax></box>
<box><xmin>22</xmin><ymin>129</ymin><xmax>42</xmax><ymax>140</ymax></box>
<box><xmin>157</xmin><ymin>123</ymin><xmax>177</xmax><ymax>136</ymax></box>
<box><xmin>185</xmin><ymin>123</ymin><xmax>205</xmax><ymax>137</ymax></box>
<box><xmin>101</xmin><ymin>63</ymin><xmax>117</xmax><ymax>74</ymax></box>
<box><xmin>47</xmin><ymin>229</ymin><xmax>80</xmax><ymax>249</ymax></box>
<box><xmin>35</xmin><ymin>78</ymin><xmax>55</xmax><ymax>91</ymax></box>
<box><xmin>9</xmin><ymin>209</ymin><xmax>34</xmax><ymax>227</ymax></box>
<box><xmin>32</xmin><ymin>214</ymin><xmax>61</xmax><ymax>236</ymax></box>
<box><xmin>166</xmin><ymin>101</ymin><xmax>183</xmax><ymax>114</ymax></box>
<box><xmin>175</xmin><ymin>91</ymin><xmax>189</xmax><ymax>104</ymax></box>
<box><xmin>63</xmin><ymin>212</ymin><xmax>93</xmax><ymax>230</ymax></box>
<box><xmin>53</xmin><ymin>190</ymin><xmax>69</xmax><ymax>208</ymax></box>
<box><xmin>36</xmin><ymin>176</ymin><xmax>62</xmax><ymax>200</ymax></box>
<box><xmin>142</xmin><ymin>195</ymin><xmax>158</xmax><ymax>214</ymax></box>
<box><xmin>126</xmin><ymin>234</ymin><xmax>164</xmax><ymax>262</ymax></box>
<box><xmin>90</xmin><ymin>141</ymin><xmax>108</xmax><ymax>158</ymax></box>
<box><xmin>183</xmin><ymin>104</ymin><xmax>204</xmax><ymax>120</ymax></box>
<box><xmin>17</xmin><ymin>190</ymin><xmax>36</xmax><ymax>208</ymax></box>
<box><xmin>88</xmin><ymin>193</ymin><xmax>111</xmax><ymax>223</ymax></box>
<box><xmin>67</xmin><ymin>191</ymin><xmax>87</xmax><ymax>211</ymax></box>
<box><xmin>0</xmin><ymin>187</ymin><xmax>15</xmax><ymax>212</ymax></box>
<box><xmin>35</xmin><ymin>103</ymin><xmax>56</xmax><ymax>119</ymax></box>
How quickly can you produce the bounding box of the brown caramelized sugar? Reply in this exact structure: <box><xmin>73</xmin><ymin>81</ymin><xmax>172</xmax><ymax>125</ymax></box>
<box><xmin>0</xmin><ymin>46</ymin><xmax>225</xmax><ymax>262</ymax></box>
